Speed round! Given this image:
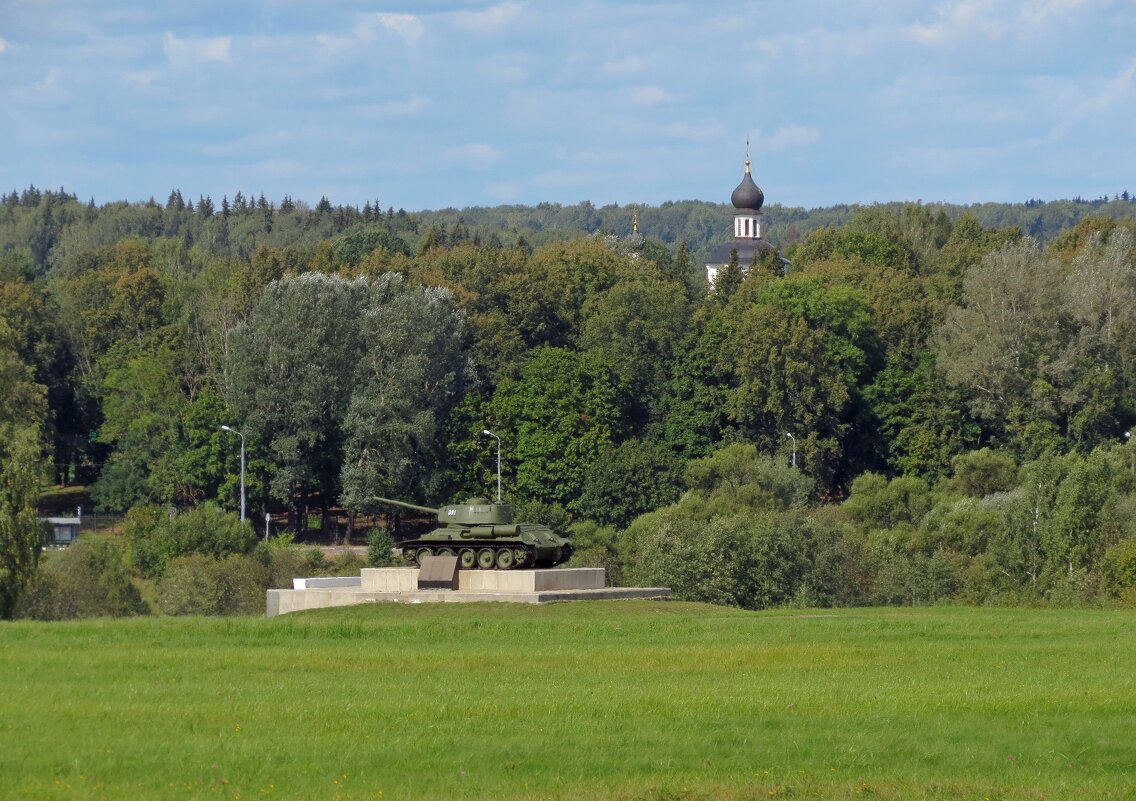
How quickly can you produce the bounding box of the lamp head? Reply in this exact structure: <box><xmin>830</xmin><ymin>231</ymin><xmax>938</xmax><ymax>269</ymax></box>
<box><xmin>221</xmin><ymin>425</ymin><xmax>232</xmax><ymax>432</ymax></box>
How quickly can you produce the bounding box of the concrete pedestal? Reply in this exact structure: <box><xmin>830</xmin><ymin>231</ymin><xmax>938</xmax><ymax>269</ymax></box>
<box><xmin>267</xmin><ymin>567</ymin><xmax>669</xmax><ymax>617</ymax></box>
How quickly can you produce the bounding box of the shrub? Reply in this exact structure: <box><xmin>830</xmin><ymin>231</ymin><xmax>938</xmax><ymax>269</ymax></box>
<box><xmin>510</xmin><ymin>499</ymin><xmax>571</xmax><ymax>537</ymax></box>
<box><xmin>565</xmin><ymin>521</ymin><xmax>622</xmax><ymax>584</ymax></box>
<box><xmin>366</xmin><ymin>528</ymin><xmax>394</xmax><ymax>567</ymax></box>
<box><xmin>625</xmin><ymin>508</ymin><xmax>815</xmax><ymax>609</ymax></box>
<box><xmin>326</xmin><ymin>551</ymin><xmax>366</xmax><ymax>576</ymax></box>
<box><xmin>1101</xmin><ymin>535</ymin><xmax>1136</xmax><ymax>597</ymax></box>
<box><xmin>157</xmin><ymin>553</ymin><xmax>270</xmax><ymax>616</ymax></box>
<box><xmin>126</xmin><ymin>502</ymin><xmax>256</xmax><ymax>577</ymax></box>
<box><xmin>17</xmin><ymin>536</ymin><xmax>148</xmax><ymax>620</ymax></box>
<box><xmin>254</xmin><ymin>537</ymin><xmax>326</xmax><ymax>589</ymax></box>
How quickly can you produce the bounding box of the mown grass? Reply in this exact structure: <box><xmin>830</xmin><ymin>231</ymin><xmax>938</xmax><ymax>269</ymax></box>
<box><xmin>2</xmin><ymin>602</ymin><xmax>1134</xmax><ymax>800</ymax></box>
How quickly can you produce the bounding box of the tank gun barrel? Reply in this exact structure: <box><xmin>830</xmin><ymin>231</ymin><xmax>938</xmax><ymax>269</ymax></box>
<box><xmin>370</xmin><ymin>496</ymin><xmax>439</xmax><ymax>515</ymax></box>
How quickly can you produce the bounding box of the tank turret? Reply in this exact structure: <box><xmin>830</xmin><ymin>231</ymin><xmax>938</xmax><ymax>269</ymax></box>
<box><xmin>370</xmin><ymin>495</ymin><xmax>572</xmax><ymax>570</ymax></box>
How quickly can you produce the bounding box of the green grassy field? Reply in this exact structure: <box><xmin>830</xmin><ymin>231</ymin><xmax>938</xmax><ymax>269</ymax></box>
<box><xmin>2</xmin><ymin>602</ymin><xmax>1134</xmax><ymax>801</ymax></box>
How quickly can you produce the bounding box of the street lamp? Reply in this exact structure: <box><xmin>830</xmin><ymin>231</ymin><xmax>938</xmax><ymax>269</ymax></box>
<box><xmin>481</xmin><ymin>429</ymin><xmax>502</xmax><ymax>503</ymax></box>
<box><xmin>786</xmin><ymin>432</ymin><xmax>796</xmax><ymax>468</ymax></box>
<box><xmin>220</xmin><ymin>425</ymin><xmax>246</xmax><ymax>521</ymax></box>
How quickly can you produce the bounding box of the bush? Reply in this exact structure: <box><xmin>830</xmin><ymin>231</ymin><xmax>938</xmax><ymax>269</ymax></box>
<box><xmin>326</xmin><ymin>551</ymin><xmax>366</xmax><ymax>576</ymax></box>
<box><xmin>157</xmin><ymin>553</ymin><xmax>270</xmax><ymax>616</ymax></box>
<box><xmin>125</xmin><ymin>502</ymin><xmax>257</xmax><ymax>577</ymax></box>
<box><xmin>682</xmin><ymin>443</ymin><xmax>816</xmax><ymax>517</ymax></box>
<box><xmin>1101</xmin><ymin>535</ymin><xmax>1136</xmax><ymax>597</ymax></box>
<box><xmin>254</xmin><ymin>537</ymin><xmax>326</xmax><ymax>588</ymax></box>
<box><xmin>17</xmin><ymin>536</ymin><xmax>148</xmax><ymax>620</ymax></box>
<box><xmin>565</xmin><ymin>521</ymin><xmax>622</xmax><ymax>584</ymax></box>
<box><xmin>510</xmin><ymin>499</ymin><xmax>571</xmax><ymax>537</ymax></box>
<box><xmin>366</xmin><ymin>528</ymin><xmax>394</xmax><ymax>567</ymax></box>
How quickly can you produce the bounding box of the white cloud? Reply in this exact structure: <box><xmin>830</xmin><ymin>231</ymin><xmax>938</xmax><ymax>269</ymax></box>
<box><xmin>0</xmin><ymin>37</ymin><xmax>7</xmax><ymax>54</ymax></box>
<box><xmin>601</xmin><ymin>56</ymin><xmax>644</xmax><ymax>77</ymax></box>
<box><xmin>445</xmin><ymin>143</ymin><xmax>502</xmax><ymax>170</ymax></box>
<box><xmin>908</xmin><ymin>0</ymin><xmax>1006</xmax><ymax>44</ymax></box>
<box><xmin>1049</xmin><ymin>55</ymin><xmax>1136</xmax><ymax>140</ymax></box>
<box><xmin>451</xmin><ymin>3</ymin><xmax>524</xmax><ymax>34</ymax></box>
<box><xmin>359</xmin><ymin>96</ymin><xmax>431</xmax><ymax>117</ymax></box>
<box><xmin>762</xmin><ymin>124</ymin><xmax>820</xmax><ymax>152</ymax></box>
<box><xmin>37</xmin><ymin>67</ymin><xmax>62</xmax><ymax>91</ymax></box>
<box><xmin>630</xmin><ymin>85</ymin><xmax>667</xmax><ymax>105</ymax></box>
<box><xmin>376</xmin><ymin>13</ymin><xmax>424</xmax><ymax>44</ymax></box>
<box><xmin>317</xmin><ymin>13</ymin><xmax>423</xmax><ymax>54</ymax></box>
<box><xmin>163</xmin><ymin>33</ymin><xmax>231</xmax><ymax>66</ymax></box>
<box><xmin>479</xmin><ymin>54</ymin><xmax>529</xmax><ymax>83</ymax></box>
<box><xmin>1019</xmin><ymin>0</ymin><xmax>1098</xmax><ymax>28</ymax></box>
<box><xmin>124</xmin><ymin>70</ymin><xmax>159</xmax><ymax>90</ymax></box>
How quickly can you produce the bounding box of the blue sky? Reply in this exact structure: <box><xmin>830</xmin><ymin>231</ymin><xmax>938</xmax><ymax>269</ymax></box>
<box><xmin>2</xmin><ymin>1</ymin><xmax>1134</xmax><ymax>212</ymax></box>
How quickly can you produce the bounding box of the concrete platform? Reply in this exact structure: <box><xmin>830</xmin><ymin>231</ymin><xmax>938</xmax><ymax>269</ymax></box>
<box><xmin>266</xmin><ymin>567</ymin><xmax>670</xmax><ymax>617</ymax></box>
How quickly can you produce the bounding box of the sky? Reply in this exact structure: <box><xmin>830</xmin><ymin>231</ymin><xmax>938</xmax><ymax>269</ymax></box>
<box><xmin>1</xmin><ymin>1</ymin><xmax>1134</xmax><ymax>212</ymax></box>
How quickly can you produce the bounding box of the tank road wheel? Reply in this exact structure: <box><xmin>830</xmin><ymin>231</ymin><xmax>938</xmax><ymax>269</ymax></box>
<box><xmin>495</xmin><ymin>548</ymin><xmax>515</xmax><ymax>570</ymax></box>
<box><xmin>513</xmin><ymin>548</ymin><xmax>529</xmax><ymax>567</ymax></box>
<box><xmin>415</xmin><ymin>547</ymin><xmax>433</xmax><ymax>567</ymax></box>
<box><xmin>437</xmin><ymin>548</ymin><xmax>455</xmax><ymax>558</ymax></box>
<box><xmin>476</xmin><ymin>548</ymin><xmax>496</xmax><ymax>569</ymax></box>
<box><xmin>459</xmin><ymin>548</ymin><xmax>476</xmax><ymax>569</ymax></box>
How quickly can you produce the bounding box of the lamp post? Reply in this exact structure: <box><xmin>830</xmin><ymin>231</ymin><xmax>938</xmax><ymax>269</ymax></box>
<box><xmin>481</xmin><ymin>429</ymin><xmax>502</xmax><ymax>502</ymax></box>
<box><xmin>220</xmin><ymin>425</ymin><xmax>246</xmax><ymax>521</ymax></box>
<box><xmin>786</xmin><ymin>432</ymin><xmax>796</xmax><ymax>468</ymax></box>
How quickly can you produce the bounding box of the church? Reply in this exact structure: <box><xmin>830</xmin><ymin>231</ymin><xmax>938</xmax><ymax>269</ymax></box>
<box><xmin>705</xmin><ymin>147</ymin><xmax>786</xmax><ymax>285</ymax></box>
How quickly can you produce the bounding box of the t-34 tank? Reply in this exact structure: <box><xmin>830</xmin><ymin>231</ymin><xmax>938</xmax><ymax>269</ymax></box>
<box><xmin>371</xmin><ymin>496</ymin><xmax>573</xmax><ymax>570</ymax></box>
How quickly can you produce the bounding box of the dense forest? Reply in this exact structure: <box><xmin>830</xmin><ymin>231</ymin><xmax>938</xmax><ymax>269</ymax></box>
<box><xmin>3</xmin><ymin>184</ymin><xmax>1136</xmax><ymax>616</ymax></box>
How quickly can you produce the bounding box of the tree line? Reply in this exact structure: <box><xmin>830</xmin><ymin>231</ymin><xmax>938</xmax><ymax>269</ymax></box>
<box><xmin>2</xmin><ymin>185</ymin><xmax>1136</xmax><ymax>616</ymax></box>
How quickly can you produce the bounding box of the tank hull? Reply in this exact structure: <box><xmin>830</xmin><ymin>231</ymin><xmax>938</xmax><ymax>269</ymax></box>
<box><xmin>401</xmin><ymin>524</ymin><xmax>573</xmax><ymax>570</ymax></box>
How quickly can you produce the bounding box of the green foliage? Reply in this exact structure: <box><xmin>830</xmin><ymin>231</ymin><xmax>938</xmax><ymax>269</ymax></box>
<box><xmin>564</xmin><ymin>520</ymin><xmax>621</xmax><ymax>581</ymax></box>
<box><xmin>230</xmin><ymin>272</ymin><xmax>473</xmax><ymax>519</ymax></box>
<box><xmin>1101</xmin><ymin>535</ymin><xmax>1136</xmax><ymax>597</ymax></box>
<box><xmin>156</xmin><ymin>553</ymin><xmax>269</xmax><ymax>616</ymax></box>
<box><xmin>124</xmin><ymin>502</ymin><xmax>256</xmax><ymax>578</ymax></box>
<box><xmin>629</xmin><ymin>512</ymin><xmax>760</xmax><ymax>606</ymax></box>
<box><xmin>720</xmin><ymin>276</ymin><xmax>884</xmax><ymax>487</ymax></box>
<box><xmin>366</xmin><ymin>527</ymin><xmax>394</xmax><ymax>567</ymax></box>
<box><xmin>490</xmin><ymin>347</ymin><xmax>626</xmax><ymax>511</ymax></box>
<box><xmin>0</xmin><ymin>423</ymin><xmax>47</xmax><ymax>618</ymax></box>
<box><xmin>229</xmin><ymin>272</ymin><xmax>368</xmax><ymax>511</ymax></box>
<box><xmin>16</xmin><ymin>536</ymin><xmax>148</xmax><ymax>620</ymax></box>
<box><xmin>948</xmin><ymin>448</ymin><xmax>1018</xmax><ymax>497</ymax></box>
<box><xmin>339</xmin><ymin>278</ymin><xmax>474</xmax><ymax>509</ymax></box>
<box><xmin>576</xmin><ymin>438</ymin><xmax>683</xmax><ymax>529</ymax></box>
<box><xmin>509</xmin><ymin>498</ymin><xmax>572</xmax><ymax>538</ymax></box>
<box><xmin>333</xmin><ymin>227</ymin><xmax>411</xmax><ymax>264</ymax></box>
<box><xmin>682</xmin><ymin>443</ymin><xmax>815</xmax><ymax>516</ymax></box>
<box><xmin>626</xmin><ymin>508</ymin><xmax>821</xmax><ymax>609</ymax></box>
<box><xmin>844</xmin><ymin>472</ymin><xmax>932</xmax><ymax>529</ymax></box>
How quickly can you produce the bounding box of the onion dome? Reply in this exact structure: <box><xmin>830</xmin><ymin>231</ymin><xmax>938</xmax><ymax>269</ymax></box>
<box><xmin>730</xmin><ymin>157</ymin><xmax>764</xmax><ymax>212</ymax></box>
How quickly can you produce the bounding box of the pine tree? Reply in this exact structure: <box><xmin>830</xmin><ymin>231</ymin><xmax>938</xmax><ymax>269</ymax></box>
<box><xmin>715</xmin><ymin>248</ymin><xmax>743</xmax><ymax>299</ymax></box>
